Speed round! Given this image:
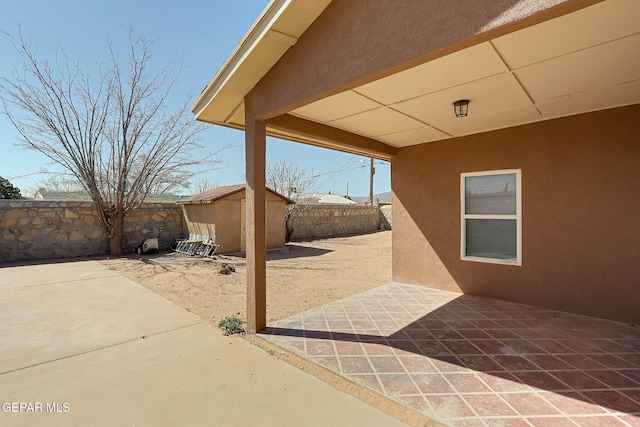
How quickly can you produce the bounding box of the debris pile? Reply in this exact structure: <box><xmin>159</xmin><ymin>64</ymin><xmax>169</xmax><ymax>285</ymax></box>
<box><xmin>218</xmin><ymin>263</ymin><xmax>236</xmax><ymax>275</ymax></box>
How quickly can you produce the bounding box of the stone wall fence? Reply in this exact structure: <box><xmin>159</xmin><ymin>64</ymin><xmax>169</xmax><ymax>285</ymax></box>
<box><xmin>289</xmin><ymin>204</ymin><xmax>388</xmax><ymax>241</ymax></box>
<box><xmin>0</xmin><ymin>200</ymin><xmax>182</xmax><ymax>263</ymax></box>
<box><xmin>1</xmin><ymin>200</ymin><xmax>391</xmax><ymax>262</ymax></box>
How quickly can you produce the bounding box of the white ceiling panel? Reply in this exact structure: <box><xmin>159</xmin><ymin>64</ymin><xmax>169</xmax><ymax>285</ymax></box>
<box><xmin>291</xmin><ymin>90</ymin><xmax>381</xmax><ymax>123</ymax></box>
<box><xmin>493</xmin><ymin>0</ymin><xmax>640</xmax><ymax>70</ymax></box>
<box><xmin>376</xmin><ymin>126</ymin><xmax>450</xmax><ymax>147</ymax></box>
<box><xmin>328</xmin><ymin>107</ymin><xmax>425</xmax><ymax>137</ymax></box>
<box><xmin>435</xmin><ymin>104</ymin><xmax>542</xmax><ymax>137</ymax></box>
<box><xmin>536</xmin><ymin>78</ymin><xmax>640</xmax><ymax>118</ymax></box>
<box><xmin>354</xmin><ymin>42</ymin><xmax>506</xmax><ymax>105</ymax></box>
<box><xmin>391</xmin><ymin>73</ymin><xmax>532</xmax><ymax>124</ymax></box>
<box><xmin>516</xmin><ymin>34</ymin><xmax>640</xmax><ymax>103</ymax></box>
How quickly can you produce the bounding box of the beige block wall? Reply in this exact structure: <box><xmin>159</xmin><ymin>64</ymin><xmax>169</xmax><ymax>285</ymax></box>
<box><xmin>392</xmin><ymin>104</ymin><xmax>640</xmax><ymax>324</ymax></box>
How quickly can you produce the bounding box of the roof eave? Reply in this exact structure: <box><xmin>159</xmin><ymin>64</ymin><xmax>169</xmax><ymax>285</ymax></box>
<box><xmin>192</xmin><ymin>0</ymin><xmax>332</xmax><ymax>125</ymax></box>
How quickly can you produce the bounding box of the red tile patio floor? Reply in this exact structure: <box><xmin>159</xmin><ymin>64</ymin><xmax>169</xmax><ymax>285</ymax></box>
<box><xmin>260</xmin><ymin>283</ymin><xmax>640</xmax><ymax>427</ymax></box>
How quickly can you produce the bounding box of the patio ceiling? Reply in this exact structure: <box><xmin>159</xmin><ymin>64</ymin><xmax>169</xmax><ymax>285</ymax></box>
<box><xmin>194</xmin><ymin>0</ymin><xmax>640</xmax><ymax>156</ymax></box>
<box><xmin>290</xmin><ymin>0</ymin><xmax>640</xmax><ymax>148</ymax></box>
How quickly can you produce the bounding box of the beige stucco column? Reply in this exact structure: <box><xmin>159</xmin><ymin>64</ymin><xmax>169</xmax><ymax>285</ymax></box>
<box><xmin>245</xmin><ymin>115</ymin><xmax>267</xmax><ymax>333</ymax></box>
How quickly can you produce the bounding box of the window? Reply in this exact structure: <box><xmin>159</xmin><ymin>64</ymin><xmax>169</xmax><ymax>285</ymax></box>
<box><xmin>461</xmin><ymin>169</ymin><xmax>521</xmax><ymax>265</ymax></box>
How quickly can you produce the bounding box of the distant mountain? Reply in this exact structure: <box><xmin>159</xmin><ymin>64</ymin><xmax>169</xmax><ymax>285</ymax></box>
<box><xmin>351</xmin><ymin>191</ymin><xmax>392</xmax><ymax>203</ymax></box>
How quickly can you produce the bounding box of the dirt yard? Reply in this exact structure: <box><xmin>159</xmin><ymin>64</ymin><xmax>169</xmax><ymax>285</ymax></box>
<box><xmin>100</xmin><ymin>231</ymin><xmax>392</xmax><ymax>325</ymax></box>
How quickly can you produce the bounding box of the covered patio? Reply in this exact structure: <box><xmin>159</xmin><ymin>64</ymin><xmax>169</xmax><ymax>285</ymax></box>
<box><xmin>262</xmin><ymin>283</ymin><xmax>640</xmax><ymax>426</ymax></box>
<box><xmin>192</xmin><ymin>0</ymin><xmax>640</xmax><ymax>424</ymax></box>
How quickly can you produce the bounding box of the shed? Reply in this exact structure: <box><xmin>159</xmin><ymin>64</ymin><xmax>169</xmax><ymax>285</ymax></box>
<box><xmin>179</xmin><ymin>184</ymin><xmax>293</xmax><ymax>254</ymax></box>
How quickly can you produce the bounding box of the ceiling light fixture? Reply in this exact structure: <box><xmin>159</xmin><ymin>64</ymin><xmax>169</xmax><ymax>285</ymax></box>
<box><xmin>453</xmin><ymin>100</ymin><xmax>469</xmax><ymax>118</ymax></box>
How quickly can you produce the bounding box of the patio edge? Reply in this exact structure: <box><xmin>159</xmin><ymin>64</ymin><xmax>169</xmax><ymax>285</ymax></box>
<box><xmin>244</xmin><ymin>333</ymin><xmax>446</xmax><ymax>427</ymax></box>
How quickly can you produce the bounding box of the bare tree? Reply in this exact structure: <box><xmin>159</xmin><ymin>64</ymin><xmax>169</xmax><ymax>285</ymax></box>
<box><xmin>0</xmin><ymin>28</ymin><xmax>224</xmax><ymax>255</ymax></box>
<box><xmin>27</xmin><ymin>172</ymin><xmax>83</xmax><ymax>196</ymax></box>
<box><xmin>266</xmin><ymin>158</ymin><xmax>318</xmax><ymax>241</ymax></box>
<box><xmin>191</xmin><ymin>175</ymin><xmax>220</xmax><ymax>195</ymax></box>
<box><xmin>266</xmin><ymin>158</ymin><xmax>316</xmax><ymax>199</ymax></box>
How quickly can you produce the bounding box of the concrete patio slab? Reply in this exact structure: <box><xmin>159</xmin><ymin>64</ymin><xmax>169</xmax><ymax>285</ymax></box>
<box><xmin>0</xmin><ymin>260</ymin><xmax>409</xmax><ymax>426</ymax></box>
<box><xmin>0</xmin><ymin>261</ymin><xmax>203</xmax><ymax>374</ymax></box>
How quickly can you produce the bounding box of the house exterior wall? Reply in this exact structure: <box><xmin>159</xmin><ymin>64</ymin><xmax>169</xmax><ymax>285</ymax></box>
<box><xmin>181</xmin><ymin>190</ymin><xmax>286</xmax><ymax>254</ymax></box>
<box><xmin>392</xmin><ymin>104</ymin><xmax>640</xmax><ymax>324</ymax></box>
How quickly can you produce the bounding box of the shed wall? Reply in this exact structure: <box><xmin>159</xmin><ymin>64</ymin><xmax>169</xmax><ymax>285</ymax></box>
<box><xmin>181</xmin><ymin>204</ymin><xmax>217</xmax><ymax>240</ymax></box>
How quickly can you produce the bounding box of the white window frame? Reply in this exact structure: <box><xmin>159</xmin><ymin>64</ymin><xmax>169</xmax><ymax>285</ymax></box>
<box><xmin>460</xmin><ymin>169</ymin><xmax>522</xmax><ymax>266</ymax></box>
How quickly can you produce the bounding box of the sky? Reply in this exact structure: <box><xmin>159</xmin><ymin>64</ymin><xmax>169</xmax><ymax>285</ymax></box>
<box><xmin>0</xmin><ymin>0</ymin><xmax>390</xmax><ymax>198</ymax></box>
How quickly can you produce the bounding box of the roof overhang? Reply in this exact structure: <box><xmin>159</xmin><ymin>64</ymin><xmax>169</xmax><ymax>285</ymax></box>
<box><xmin>192</xmin><ymin>0</ymin><xmax>331</xmax><ymax>126</ymax></box>
<box><xmin>194</xmin><ymin>0</ymin><xmax>640</xmax><ymax>159</ymax></box>
<box><xmin>192</xmin><ymin>0</ymin><xmax>350</xmax><ymax>156</ymax></box>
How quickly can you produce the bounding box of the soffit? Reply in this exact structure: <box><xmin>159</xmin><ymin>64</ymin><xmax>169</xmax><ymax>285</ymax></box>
<box><xmin>290</xmin><ymin>0</ymin><xmax>640</xmax><ymax>148</ymax></box>
<box><xmin>192</xmin><ymin>0</ymin><xmax>332</xmax><ymax>124</ymax></box>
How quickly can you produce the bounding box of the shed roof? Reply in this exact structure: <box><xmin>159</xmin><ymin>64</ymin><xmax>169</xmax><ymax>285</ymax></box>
<box><xmin>179</xmin><ymin>184</ymin><xmax>294</xmax><ymax>205</ymax></box>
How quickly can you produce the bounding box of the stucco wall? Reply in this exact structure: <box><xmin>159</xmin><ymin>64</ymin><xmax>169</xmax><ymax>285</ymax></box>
<box><xmin>0</xmin><ymin>201</ymin><xmax>182</xmax><ymax>262</ymax></box>
<box><xmin>181</xmin><ymin>203</ymin><xmax>218</xmax><ymax>241</ymax></box>
<box><xmin>265</xmin><ymin>200</ymin><xmax>286</xmax><ymax>250</ymax></box>
<box><xmin>392</xmin><ymin>104</ymin><xmax>640</xmax><ymax>324</ymax></box>
<box><xmin>289</xmin><ymin>205</ymin><xmax>382</xmax><ymax>240</ymax></box>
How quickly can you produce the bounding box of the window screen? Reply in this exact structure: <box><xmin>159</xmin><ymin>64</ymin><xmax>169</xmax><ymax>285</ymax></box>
<box><xmin>461</xmin><ymin>170</ymin><xmax>521</xmax><ymax>265</ymax></box>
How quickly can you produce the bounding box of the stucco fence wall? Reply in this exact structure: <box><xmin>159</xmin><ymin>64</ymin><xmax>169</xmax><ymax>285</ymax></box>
<box><xmin>0</xmin><ymin>200</ymin><xmax>182</xmax><ymax>263</ymax></box>
<box><xmin>288</xmin><ymin>204</ymin><xmax>391</xmax><ymax>241</ymax></box>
